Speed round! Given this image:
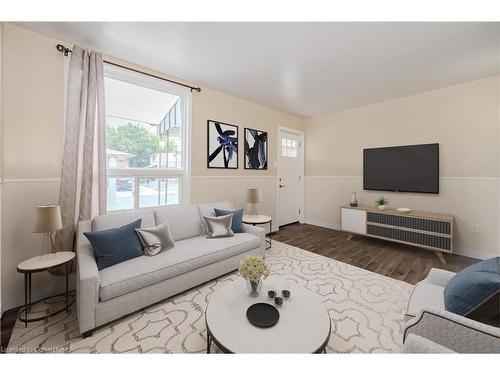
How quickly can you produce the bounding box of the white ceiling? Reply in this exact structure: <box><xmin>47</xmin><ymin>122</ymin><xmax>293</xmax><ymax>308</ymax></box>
<box><xmin>18</xmin><ymin>22</ymin><xmax>500</xmax><ymax>117</ymax></box>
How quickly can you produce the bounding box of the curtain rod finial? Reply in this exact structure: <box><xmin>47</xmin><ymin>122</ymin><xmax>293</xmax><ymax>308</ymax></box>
<box><xmin>56</xmin><ymin>44</ymin><xmax>71</xmax><ymax>56</ymax></box>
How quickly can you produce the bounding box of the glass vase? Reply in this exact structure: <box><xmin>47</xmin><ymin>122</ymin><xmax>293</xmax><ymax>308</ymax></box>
<box><xmin>247</xmin><ymin>278</ymin><xmax>262</xmax><ymax>298</ymax></box>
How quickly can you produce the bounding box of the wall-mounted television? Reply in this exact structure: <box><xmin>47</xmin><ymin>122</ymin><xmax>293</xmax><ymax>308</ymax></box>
<box><xmin>363</xmin><ymin>143</ymin><xmax>439</xmax><ymax>194</ymax></box>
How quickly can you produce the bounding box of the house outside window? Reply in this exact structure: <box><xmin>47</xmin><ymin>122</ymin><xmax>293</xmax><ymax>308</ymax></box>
<box><xmin>104</xmin><ymin>65</ymin><xmax>191</xmax><ymax>212</ymax></box>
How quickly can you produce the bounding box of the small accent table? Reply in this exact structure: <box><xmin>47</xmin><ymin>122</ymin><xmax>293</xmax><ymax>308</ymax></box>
<box><xmin>242</xmin><ymin>214</ymin><xmax>272</xmax><ymax>250</ymax></box>
<box><xmin>17</xmin><ymin>252</ymin><xmax>75</xmax><ymax>327</ymax></box>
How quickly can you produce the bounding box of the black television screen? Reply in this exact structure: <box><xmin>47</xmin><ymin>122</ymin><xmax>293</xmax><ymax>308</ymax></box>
<box><xmin>363</xmin><ymin>143</ymin><xmax>439</xmax><ymax>194</ymax></box>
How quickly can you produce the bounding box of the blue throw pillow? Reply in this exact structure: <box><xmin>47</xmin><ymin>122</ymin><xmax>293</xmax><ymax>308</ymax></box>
<box><xmin>214</xmin><ymin>208</ymin><xmax>244</xmax><ymax>233</ymax></box>
<box><xmin>84</xmin><ymin>219</ymin><xmax>144</xmax><ymax>271</ymax></box>
<box><xmin>444</xmin><ymin>257</ymin><xmax>500</xmax><ymax>316</ymax></box>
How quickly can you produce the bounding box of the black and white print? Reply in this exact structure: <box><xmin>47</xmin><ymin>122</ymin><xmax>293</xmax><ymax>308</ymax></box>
<box><xmin>207</xmin><ymin>120</ymin><xmax>238</xmax><ymax>169</ymax></box>
<box><xmin>244</xmin><ymin>128</ymin><xmax>268</xmax><ymax>170</ymax></box>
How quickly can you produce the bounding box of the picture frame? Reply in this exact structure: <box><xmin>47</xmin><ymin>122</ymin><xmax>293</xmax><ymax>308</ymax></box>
<box><xmin>244</xmin><ymin>127</ymin><xmax>268</xmax><ymax>170</ymax></box>
<box><xmin>207</xmin><ymin>120</ymin><xmax>239</xmax><ymax>169</ymax></box>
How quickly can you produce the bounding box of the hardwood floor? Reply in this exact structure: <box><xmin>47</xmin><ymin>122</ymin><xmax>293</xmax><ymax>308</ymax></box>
<box><xmin>271</xmin><ymin>223</ymin><xmax>477</xmax><ymax>285</ymax></box>
<box><xmin>1</xmin><ymin>307</ymin><xmax>20</xmax><ymax>353</ymax></box>
<box><xmin>1</xmin><ymin>222</ymin><xmax>478</xmax><ymax>352</ymax></box>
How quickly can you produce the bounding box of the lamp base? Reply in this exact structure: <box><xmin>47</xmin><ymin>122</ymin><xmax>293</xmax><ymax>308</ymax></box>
<box><xmin>249</xmin><ymin>203</ymin><xmax>259</xmax><ymax>216</ymax></box>
<box><xmin>38</xmin><ymin>232</ymin><xmax>57</xmax><ymax>258</ymax></box>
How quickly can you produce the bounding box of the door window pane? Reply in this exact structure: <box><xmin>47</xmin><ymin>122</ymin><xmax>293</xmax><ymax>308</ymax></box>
<box><xmin>281</xmin><ymin>138</ymin><xmax>298</xmax><ymax>158</ymax></box>
<box><xmin>107</xmin><ymin>177</ymin><xmax>135</xmax><ymax>211</ymax></box>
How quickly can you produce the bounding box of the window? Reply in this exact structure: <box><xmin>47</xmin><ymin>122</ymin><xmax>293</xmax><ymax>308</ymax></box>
<box><xmin>281</xmin><ymin>138</ymin><xmax>298</xmax><ymax>158</ymax></box>
<box><xmin>104</xmin><ymin>65</ymin><xmax>190</xmax><ymax>212</ymax></box>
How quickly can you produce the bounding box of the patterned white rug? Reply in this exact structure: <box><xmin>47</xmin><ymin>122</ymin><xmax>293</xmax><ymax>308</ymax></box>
<box><xmin>7</xmin><ymin>241</ymin><xmax>412</xmax><ymax>353</ymax></box>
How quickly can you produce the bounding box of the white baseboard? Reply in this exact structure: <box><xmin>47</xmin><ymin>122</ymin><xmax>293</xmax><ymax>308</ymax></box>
<box><xmin>452</xmin><ymin>248</ymin><xmax>497</xmax><ymax>261</ymax></box>
<box><xmin>303</xmin><ymin>218</ymin><xmax>494</xmax><ymax>260</ymax></box>
<box><xmin>303</xmin><ymin>219</ymin><xmax>340</xmax><ymax>231</ymax></box>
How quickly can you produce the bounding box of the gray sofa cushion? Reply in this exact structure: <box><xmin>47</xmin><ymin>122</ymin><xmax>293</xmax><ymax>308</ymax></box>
<box><xmin>98</xmin><ymin>233</ymin><xmax>260</xmax><ymax>301</ymax></box>
<box><xmin>407</xmin><ymin>282</ymin><xmax>445</xmax><ymax>317</ymax></box>
<box><xmin>135</xmin><ymin>222</ymin><xmax>175</xmax><ymax>256</ymax></box>
<box><xmin>204</xmin><ymin>214</ymin><xmax>234</xmax><ymax>238</ymax></box>
<box><xmin>154</xmin><ymin>205</ymin><xmax>202</xmax><ymax>241</ymax></box>
<box><xmin>197</xmin><ymin>201</ymin><xmax>234</xmax><ymax>234</ymax></box>
<box><xmin>197</xmin><ymin>201</ymin><xmax>234</xmax><ymax>219</ymax></box>
<box><xmin>93</xmin><ymin>210</ymin><xmax>155</xmax><ymax>231</ymax></box>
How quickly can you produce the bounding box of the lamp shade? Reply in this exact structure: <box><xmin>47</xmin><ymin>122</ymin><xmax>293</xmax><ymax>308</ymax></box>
<box><xmin>33</xmin><ymin>205</ymin><xmax>63</xmax><ymax>233</ymax></box>
<box><xmin>246</xmin><ymin>188</ymin><xmax>262</xmax><ymax>204</ymax></box>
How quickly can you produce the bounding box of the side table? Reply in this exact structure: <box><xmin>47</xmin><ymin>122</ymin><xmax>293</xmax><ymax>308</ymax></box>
<box><xmin>242</xmin><ymin>215</ymin><xmax>272</xmax><ymax>250</ymax></box>
<box><xmin>17</xmin><ymin>251</ymin><xmax>75</xmax><ymax>327</ymax></box>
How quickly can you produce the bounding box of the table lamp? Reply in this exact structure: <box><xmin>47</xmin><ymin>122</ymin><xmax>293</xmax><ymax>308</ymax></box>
<box><xmin>246</xmin><ymin>188</ymin><xmax>262</xmax><ymax>216</ymax></box>
<box><xmin>33</xmin><ymin>205</ymin><xmax>63</xmax><ymax>257</ymax></box>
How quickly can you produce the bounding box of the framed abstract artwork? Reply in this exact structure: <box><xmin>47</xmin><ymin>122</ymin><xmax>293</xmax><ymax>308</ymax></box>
<box><xmin>244</xmin><ymin>128</ymin><xmax>268</xmax><ymax>170</ymax></box>
<box><xmin>207</xmin><ymin>120</ymin><xmax>239</xmax><ymax>169</ymax></box>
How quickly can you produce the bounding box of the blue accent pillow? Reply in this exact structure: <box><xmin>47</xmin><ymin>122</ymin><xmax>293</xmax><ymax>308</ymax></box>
<box><xmin>444</xmin><ymin>257</ymin><xmax>500</xmax><ymax>316</ymax></box>
<box><xmin>214</xmin><ymin>208</ymin><xmax>244</xmax><ymax>233</ymax></box>
<box><xmin>84</xmin><ymin>219</ymin><xmax>144</xmax><ymax>271</ymax></box>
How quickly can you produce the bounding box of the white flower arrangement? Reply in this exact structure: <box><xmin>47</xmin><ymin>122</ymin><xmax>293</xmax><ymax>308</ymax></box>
<box><xmin>238</xmin><ymin>255</ymin><xmax>270</xmax><ymax>280</ymax></box>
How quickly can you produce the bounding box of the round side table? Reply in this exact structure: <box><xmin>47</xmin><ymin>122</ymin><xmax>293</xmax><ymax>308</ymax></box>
<box><xmin>17</xmin><ymin>252</ymin><xmax>75</xmax><ymax>327</ymax></box>
<box><xmin>205</xmin><ymin>277</ymin><xmax>331</xmax><ymax>353</ymax></box>
<box><xmin>242</xmin><ymin>215</ymin><xmax>272</xmax><ymax>250</ymax></box>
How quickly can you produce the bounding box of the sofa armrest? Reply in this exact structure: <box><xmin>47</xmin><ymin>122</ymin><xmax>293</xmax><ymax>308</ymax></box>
<box><xmin>242</xmin><ymin>223</ymin><xmax>266</xmax><ymax>241</ymax></box>
<box><xmin>401</xmin><ymin>334</ymin><xmax>455</xmax><ymax>353</ymax></box>
<box><xmin>423</xmin><ymin>268</ymin><xmax>456</xmax><ymax>287</ymax></box>
<box><xmin>404</xmin><ymin>308</ymin><xmax>500</xmax><ymax>353</ymax></box>
<box><xmin>76</xmin><ymin>220</ymin><xmax>99</xmax><ymax>334</ymax></box>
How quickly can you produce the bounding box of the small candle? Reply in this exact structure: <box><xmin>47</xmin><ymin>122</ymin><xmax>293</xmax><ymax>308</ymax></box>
<box><xmin>274</xmin><ymin>296</ymin><xmax>283</xmax><ymax>307</ymax></box>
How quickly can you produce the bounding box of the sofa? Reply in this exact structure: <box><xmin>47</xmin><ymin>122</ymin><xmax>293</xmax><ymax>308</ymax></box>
<box><xmin>402</xmin><ymin>268</ymin><xmax>500</xmax><ymax>353</ymax></box>
<box><xmin>76</xmin><ymin>201</ymin><xmax>266</xmax><ymax>337</ymax></box>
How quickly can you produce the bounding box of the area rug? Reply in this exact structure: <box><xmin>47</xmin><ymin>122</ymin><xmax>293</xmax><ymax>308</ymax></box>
<box><xmin>7</xmin><ymin>241</ymin><xmax>412</xmax><ymax>353</ymax></box>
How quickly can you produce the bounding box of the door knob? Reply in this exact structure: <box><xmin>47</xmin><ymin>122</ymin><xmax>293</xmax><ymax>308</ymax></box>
<box><xmin>279</xmin><ymin>184</ymin><xmax>285</xmax><ymax>188</ymax></box>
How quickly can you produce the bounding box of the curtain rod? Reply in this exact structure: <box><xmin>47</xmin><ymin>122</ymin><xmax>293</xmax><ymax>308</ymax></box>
<box><xmin>56</xmin><ymin>44</ymin><xmax>201</xmax><ymax>93</ymax></box>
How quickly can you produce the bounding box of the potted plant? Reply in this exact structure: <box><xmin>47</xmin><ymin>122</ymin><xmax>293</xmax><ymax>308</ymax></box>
<box><xmin>375</xmin><ymin>196</ymin><xmax>389</xmax><ymax>210</ymax></box>
<box><xmin>238</xmin><ymin>255</ymin><xmax>270</xmax><ymax>297</ymax></box>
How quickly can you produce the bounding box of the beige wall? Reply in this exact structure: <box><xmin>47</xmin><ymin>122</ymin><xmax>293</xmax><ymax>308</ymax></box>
<box><xmin>0</xmin><ymin>23</ymin><xmax>304</xmax><ymax>312</ymax></box>
<box><xmin>191</xmin><ymin>87</ymin><xmax>303</xmax><ymax>228</ymax></box>
<box><xmin>1</xmin><ymin>23</ymin><xmax>66</xmax><ymax>313</ymax></box>
<box><xmin>304</xmin><ymin>76</ymin><xmax>500</xmax><ymax>260</ymax></box>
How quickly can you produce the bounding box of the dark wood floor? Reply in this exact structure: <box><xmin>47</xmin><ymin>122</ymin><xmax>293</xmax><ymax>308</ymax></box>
<box><xmin>1</xmin><ymin>308</ymin><xmax>19</xmax><ymax>353</ymax></box>
<box><xmin>1</xmin><ymin>222</ymin><xmax>478</xmax><ymax>352</ymax></box>
<box><xmin>272</xmin><ymin>223</ymin><xmax>477</xmax><ymax>285</ymax></box>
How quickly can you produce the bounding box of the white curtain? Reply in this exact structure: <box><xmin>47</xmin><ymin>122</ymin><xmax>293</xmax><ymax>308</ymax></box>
<box><xmin>56</xmin><ymin>46</ymin><xmax>107</xmax><ymax>252</ymax></box>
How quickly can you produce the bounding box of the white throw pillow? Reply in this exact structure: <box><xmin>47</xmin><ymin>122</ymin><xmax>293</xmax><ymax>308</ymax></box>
<box><xmin>135</xmin><ymin>222</ymin><xmax>175</xmax><ymax>256</ymax></box>
<box><xmin>204</xmin><ymin>214</ymin><xmax>234</xmax><ymax>238</ymax></box>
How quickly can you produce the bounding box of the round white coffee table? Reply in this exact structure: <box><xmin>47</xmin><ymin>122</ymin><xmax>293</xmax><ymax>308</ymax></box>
<box><xmin>205</xmin><ymin>277</ymin><xmax>331</xmax><ymax>353</ymax></box>
<box><xmin>17</xmin><ymin>252</ymin><xmax>75</xmax><ymax>327</ymax></box>
<box><xmin>242</xmin><ymin>214</ymin><xmax>272</xmax><ymax>249</ymax></box>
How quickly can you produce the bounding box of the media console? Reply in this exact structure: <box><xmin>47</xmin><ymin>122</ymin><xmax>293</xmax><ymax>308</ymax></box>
<box><xmin>340</xmin><ymin>205</ymin><xmax>453</xmax><ymax>263</ymax></box>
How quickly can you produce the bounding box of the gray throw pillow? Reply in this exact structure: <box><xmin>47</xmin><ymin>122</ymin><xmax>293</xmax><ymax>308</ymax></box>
<box><xmin>204</xmin><ymin>214</ymin><xmax>234</xmax><ymax>238</ymax></box>
<box><xmin>135</xmin><ymin>222</ymin><xmax>175</xmax><ymax>256</ymax></box>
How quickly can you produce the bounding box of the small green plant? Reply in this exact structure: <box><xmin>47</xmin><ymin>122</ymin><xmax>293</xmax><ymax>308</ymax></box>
<box><xmin>375</xmin><ymin>196</ymin><xmax>389</xmax><ymax>206</ymax></box>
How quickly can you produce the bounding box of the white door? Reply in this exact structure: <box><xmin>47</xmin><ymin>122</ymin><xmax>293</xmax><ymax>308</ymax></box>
<box><xmin>278</xmin><ymin>130</ymin><xmax>302</xmax><ymax>226</ymax></box>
